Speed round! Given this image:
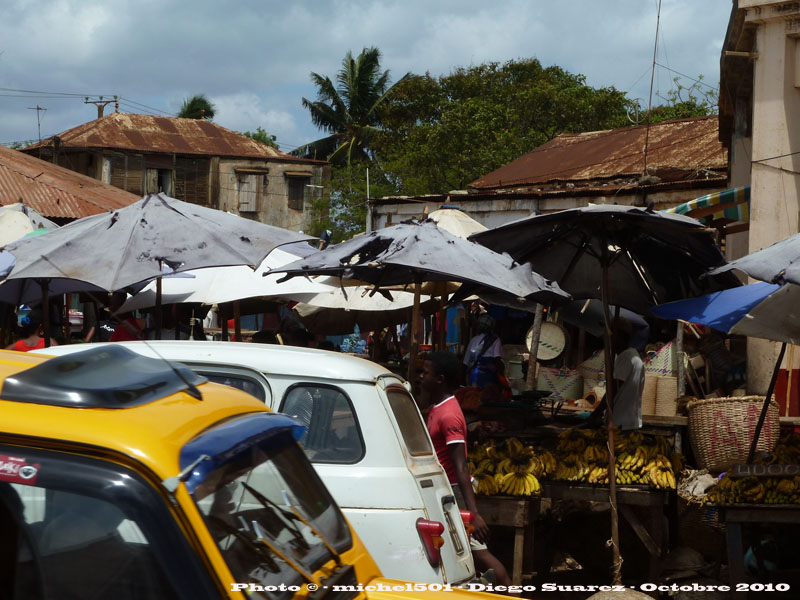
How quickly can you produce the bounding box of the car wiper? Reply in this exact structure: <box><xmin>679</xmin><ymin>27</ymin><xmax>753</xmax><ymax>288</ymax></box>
<box><xmin>207</xmin><ymin>515</ymin><xmax>280</xmax><ymax>573</ymax></box>
<box><xmin>240</xmin><ymin>482</ymin><xmax>311</xmax><ymax>554</ymax></box>
<box><xmin>281</xmin><ymin>489</ymin><xmax>343</xmax><ymax>568</ymax></box>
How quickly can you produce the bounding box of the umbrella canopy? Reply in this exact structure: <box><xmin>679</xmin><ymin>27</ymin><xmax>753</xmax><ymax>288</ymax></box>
<box><xmin>470</xmin><ymin>204</ymin><xmax>738</xmax><ymax>314</ymax></box>
<box><xmin>273</xmin><ymin>220</ymin><xmax>567</xmax><ymax>304</ymax></box>
<box><xmin>294</xmin><ymin>287</ymin><xmax>442</xmax><ymax>335</ymax></box>
<box><xmin>557</xmin><ymin>299</ymin><xmax>649</xmax><ymax>351</ymax></box>
<box><xmin>650</xmin><ymin>282</ymin><xmax>800</xmax><ymax>345</ymax></box>
<box><xmin>708</xmin><ymin>232</ymin><xmax>800</xmax><ymax>286</ymax></box>
<box><xmin>2</xmin><ymin>193</ymin><xmax>315</xmax><ymax>292</ymax></box>
<box><xmin>428</xmin><ymin>208</ymin><xmax>487</xmax><ymax>239</ymax></box>
<box><xmin>118</xmin><ymin>243</ymin><xmax>325</xmax><ymax>312</ymax></box>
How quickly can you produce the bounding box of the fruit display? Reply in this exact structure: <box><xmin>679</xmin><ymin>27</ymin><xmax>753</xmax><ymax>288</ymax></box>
<box><xmin>468</xmin><ymin>428</ymin><xmax>683</xmax><ymax>496</ymax></box>
<box><xmin>704</xmin><ymin>433</ymin><xmax>800</xmax><ymax>506</ymax></box>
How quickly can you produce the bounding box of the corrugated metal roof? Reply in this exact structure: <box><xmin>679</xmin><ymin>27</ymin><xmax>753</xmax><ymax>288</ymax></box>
<box><xmin>470</xmin><ymin>116</ymin><xmax>727</xmax><ymax>190</ymax></box>
<box><xmin>25</xmin><ymin>112</ymin><xmax>324</xmax><ymax>164</ymax></box>
<box><xmin>0</xmin><ymin>145</ymin><xmax>139</xmax><ymax>219</ymax></box>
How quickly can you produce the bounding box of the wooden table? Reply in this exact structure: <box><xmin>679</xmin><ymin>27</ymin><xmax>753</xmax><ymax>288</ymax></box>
<box><xmin>722</xmin><ymin>505</ymin><xmax>800</xmax><ymax>592</ymax></box>
<box><xmin>476</xmin><ymin>484</ymin><xmax>673</xmax><ymax>585</ymax></box>
<box><xmin>541</xmin><ymin>482</ymin><xmax>672</xmax><ymax>581</ymax></box>
<box><xmin>475</xmin><ymin>496</ymin><xmax>544</xmax><ymax>585</ymax></box>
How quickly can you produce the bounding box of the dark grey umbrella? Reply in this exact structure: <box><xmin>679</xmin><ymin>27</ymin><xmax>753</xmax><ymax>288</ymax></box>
<box><xmin>708</xmin><ymin>233</ymin><xmax>800</xmax><ymax>285</ymax></box>
<box><xmin>273</xmin><ymin>219</ymin><xmax>569</xmax><ymax>379</ymax></box>
<box><xmin>470</xmin><ymin>204</ymin><xmax>737</xmax><ymax>584</ymax></box>
<box><xmin>2</xmin><ymin>193</ymin><xmax>315</xmax><ymax>345</ymax></box>
<box><xmin>3</xmin><ymin>193</ymin><xmax>315</xmax><ymax>291</ymax></box>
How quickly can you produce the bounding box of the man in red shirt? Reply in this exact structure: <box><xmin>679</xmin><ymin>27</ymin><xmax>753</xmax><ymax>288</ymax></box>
<box><xmin>419</xmin><ymin>352</ymin><xmax>511</xmax><ymax>587</ymax></box>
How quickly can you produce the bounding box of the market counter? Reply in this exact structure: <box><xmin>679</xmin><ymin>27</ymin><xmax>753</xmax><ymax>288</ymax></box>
<box><xmin>476</xmin><ymin>483</ymin><xmax>674</xmax><ymax>584</ymax></box>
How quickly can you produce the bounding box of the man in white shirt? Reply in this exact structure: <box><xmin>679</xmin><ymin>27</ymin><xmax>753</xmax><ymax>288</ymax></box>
<box><xmin>611</xmin><ymin>318</ymin><xmax>644</xmax><ymax>430</ymax></box>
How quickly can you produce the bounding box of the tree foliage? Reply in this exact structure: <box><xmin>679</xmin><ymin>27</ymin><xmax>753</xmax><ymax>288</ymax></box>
<box><xmin>240</xmin><ymin>126</ymin><xmax>279</xmax><ymax>149</ymax></box>
<box><xmin>374</xmin><ymin>59</ymin><xmax>633</xmax><ymax>194</ymax></box>
<box><xmin>644</xmin><ymin>76</ymin><xmax>719</xmax><ymax>123</ymax></box>
<box><xmin>177</xmin><ymin>94</ymin><xmax>216</xmax><ymax>120</ymax></box>
<box><xmin>293</xmin><ymin>47</ymin><xmax>410</xmax><ymax>165</ymax></box>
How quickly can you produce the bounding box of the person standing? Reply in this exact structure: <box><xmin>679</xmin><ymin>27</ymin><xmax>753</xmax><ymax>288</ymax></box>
<box><xmin>611</xmin><ymin>317</ymin><xmax>645</xmax><ymax>431</ymax></box>
<box><xmin>418</xmin><ymin>351</ymin><xmax>512</xmax><ymax>587</ymax></box>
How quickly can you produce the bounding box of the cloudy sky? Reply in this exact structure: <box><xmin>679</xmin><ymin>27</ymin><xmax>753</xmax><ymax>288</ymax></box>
<box><xmin>1</xmin><ymin>0</ymin><xmax>732</xmax><ymax>152</ymax></box>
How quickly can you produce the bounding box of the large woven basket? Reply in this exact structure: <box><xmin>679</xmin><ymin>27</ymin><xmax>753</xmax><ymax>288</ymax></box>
<box><xmin>687</xmin><ymin>395</ymin><xmax>779</xmax><ymax>473</ymax></box>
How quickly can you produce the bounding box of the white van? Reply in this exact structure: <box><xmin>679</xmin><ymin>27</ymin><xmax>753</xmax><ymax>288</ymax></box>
<box><xmin>36</xmin><ymin>341</ymin><xmax>476</xmax><ymax>585</ymax></box>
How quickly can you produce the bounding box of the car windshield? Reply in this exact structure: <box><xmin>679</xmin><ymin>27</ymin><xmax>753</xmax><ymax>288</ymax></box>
<box><xmin>191</xmin><ymin>434</ymin><xmax>352</xmax><ymax>599</ymax></box>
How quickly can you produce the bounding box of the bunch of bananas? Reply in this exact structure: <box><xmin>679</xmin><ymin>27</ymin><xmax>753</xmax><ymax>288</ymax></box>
<box><xmin>704</xmin><ymin>433</ymin><xmax>800</xmax><ymax>505</ymax></box>
<box><xmin>467</xmin><ymin>437</ymin><xmax>543</xmax><ymax>496</ymax></box>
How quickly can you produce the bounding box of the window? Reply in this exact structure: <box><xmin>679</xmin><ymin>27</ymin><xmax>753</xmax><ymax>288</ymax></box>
<box><xmin>280</xmin><ymin>385</ymin><xmax>364</xmax><ymax>463</ymax></box>
<box><xmin>195</xmin><ymin>370</ymin><xmax>269</xmax><ymax>402</ymax></box>
<box><xmin>287</xmin><ymin>177</ymin><xmax>308</xmax><ymax>211</ymax></box>
<box><xmin>0</xmin><ymin>446</ymin><xmax>216</xmax><ymax>599</ymax></box>
<box><xmin>385</xmin><ymin>387</ymin><xmax>434</xmax><ymax>457</ymax></box>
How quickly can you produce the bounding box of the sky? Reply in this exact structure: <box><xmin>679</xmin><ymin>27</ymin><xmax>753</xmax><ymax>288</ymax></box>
<box><xmin>0</xmin><ymin>0</ymin><xmax>733</xmax><ymax>153</ymax></box>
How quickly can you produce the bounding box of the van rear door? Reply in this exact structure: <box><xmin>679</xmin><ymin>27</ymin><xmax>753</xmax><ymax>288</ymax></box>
<box><xmin>379</xmin><ymin>382</ymin><xmax>475</xmax><ymax>584</ymax></box>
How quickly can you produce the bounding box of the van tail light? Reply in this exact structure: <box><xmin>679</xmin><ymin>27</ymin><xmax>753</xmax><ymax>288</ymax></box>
<box><xmin>459</xmin><ymin>510</ymin><xmax>475</xmax><ymax>536</ymax></box>
<box><xmin>416</xmin><ymin>518</ymin><xmax>445</xmax><ymax>566</ymax></box>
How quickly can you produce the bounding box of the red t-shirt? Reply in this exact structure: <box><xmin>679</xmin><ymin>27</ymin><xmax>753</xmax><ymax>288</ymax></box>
<box><xmin>426</xmin><ymin>395</ymin><xmax>468</xmax><ymax>484</ymax></box>
<box><xmin>12</xmin><ymin>338</ymin><xmax>45</xmax><ymax>352</ymax></box>
<box><xmin>109</xmin><ymin>317</ymin><xmax>143</xmax><ymax>342</ymax></box>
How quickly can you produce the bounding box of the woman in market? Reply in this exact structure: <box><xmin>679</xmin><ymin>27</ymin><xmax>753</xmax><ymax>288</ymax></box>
<box><xmin>5</xmin><ymin>308</ymin><xmax>59</xmax><ymax>351</ymax></box>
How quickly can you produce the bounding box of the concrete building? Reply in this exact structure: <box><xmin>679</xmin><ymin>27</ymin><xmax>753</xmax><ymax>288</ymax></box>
<box><xmin>720</xmin><ymin>0</ymin><xmax>800</xmax><ymax>394</ymax></box>
<box><xmin>24</xmin><ymin>112</ymin><xmax>329</xmax><ymax>232</ymax></box>
<box><xmin>369</xmin><ymin>116</ymin><xmax>728</xmax><ymax>231</ymax></box>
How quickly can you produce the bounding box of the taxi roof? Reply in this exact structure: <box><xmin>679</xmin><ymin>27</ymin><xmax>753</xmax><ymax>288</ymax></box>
<box><xmin>0</xmin><ymin>348</ymin><xmax>268</xmax><ymax>480</ymax></box>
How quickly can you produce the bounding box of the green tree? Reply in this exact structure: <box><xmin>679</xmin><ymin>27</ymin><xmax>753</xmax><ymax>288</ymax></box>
<box><xmin>375</xmin><ymin>58</ymin><xmax>633</xmax><ymax>194</ymax></box>
<box><xmin>645</xmin><ymin>76</ymin><xmax>718</xmax><ymax>123</ymax></box>
<box><xmin>293</xmin><ymin>47</ymin><xmax>411</xmax><ymax>164</ymax></box>
<box><xmin>241</xmin><ymin>126</ymin><xmax>279</xmax><ymax>149</ymax></box>
<box><xmin>177</xmin><ymin>94</ymin><xmax>216</xmax><ymax>120</ymax></box>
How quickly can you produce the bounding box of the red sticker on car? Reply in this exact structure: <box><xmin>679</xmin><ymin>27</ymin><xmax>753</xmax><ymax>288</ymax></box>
<box><xmin>0</xmin><ymin>455</ymin><xmax>39</xmax><ymax>485</ymax></box>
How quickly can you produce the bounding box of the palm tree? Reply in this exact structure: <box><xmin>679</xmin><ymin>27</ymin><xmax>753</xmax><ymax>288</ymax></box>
<box><xmin>178</xmin><ymin>94</ymin><xmax>216</xmax><ymax>120</ymax></box>
<box><xmin>293</xmin><ymin>47</ymin><xmax>410</xmax><ymax>164</ymax></box>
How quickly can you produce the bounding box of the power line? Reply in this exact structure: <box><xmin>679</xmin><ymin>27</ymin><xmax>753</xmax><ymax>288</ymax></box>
<box><xmin>654</xmin><ymin>63</ymin><xmax>719</xmax><ymax>92</ymax></box>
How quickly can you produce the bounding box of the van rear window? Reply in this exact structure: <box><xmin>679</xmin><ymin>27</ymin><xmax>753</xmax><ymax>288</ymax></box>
<box><xmin>281</xmin><ymin>385</ymin><xmax>364</xmax><ymax>464</ymax></box>
<box><xmin>386</xmin><ymin>389</ymin><xmax>433</xmax><ymax>457</ymax></box>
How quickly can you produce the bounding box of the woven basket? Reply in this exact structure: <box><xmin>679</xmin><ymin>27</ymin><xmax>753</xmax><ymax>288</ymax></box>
<box><xmin>656</xmin><ymin>375</ymin><xmax>678</xmax><ymax>416</ymax></box>
<box><xmin>642</xmin><ymin>374</ymin><xmax>658</xmax><ymax>415</ymax></box>
<box><xmin>687</xmin><ymin>396</ymin><xmax>780</xmax><ymax>473</ymax></box>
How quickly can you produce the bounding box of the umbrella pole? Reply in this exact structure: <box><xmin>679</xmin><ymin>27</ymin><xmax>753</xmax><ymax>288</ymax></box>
<box><xmin>600</xmin><ymin>252</ymin><xmax>622</xmax><ymax>586</ymax></box>
<box><xmin>407</xmin><ymin>280</ymin><xmax>422</xmax><ymax>383</ymax></box>
<box><xmin>438</xmin><ymin>296</ymin><xmax>447</xmax><ymax>351</ymax></box>
<box><xmin>525</xmin><ymin>304</ymin><xmax>544</xmax><ymax>391</ymax></box>
<box><xmin>747</xmin><ymin>342</ymin><xmax>787</xmax><ymax>463</ymax></box>
<box><xmin>63</xmin><ymin>293</ymin><xmax>71</xmax><ymax>344</ymax></box>
<box><xmin>41</xmin><ymin>279</ymin><xmax>50</xmax><ymax>348</ymax></box>
<box><xmin>155</xmin><ymin>277</ymin><xmax>163</xmax><ymax>341</ymax></box>
<box><xmin>234</xmin><ymin>300</ymin><xmax>242</xmax><ymax>342</ymax></box>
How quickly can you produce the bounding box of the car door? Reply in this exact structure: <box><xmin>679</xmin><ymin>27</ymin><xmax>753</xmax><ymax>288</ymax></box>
<box><xmin>377</xmin><ymin>380</ymin><xmax>475</xmax><ymax>584</ymax></box>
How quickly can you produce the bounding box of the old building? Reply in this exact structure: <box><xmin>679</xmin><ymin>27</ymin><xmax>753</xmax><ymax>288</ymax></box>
<box><xmin>719</xmin><ymin>0</ymin><xmax>800</xmax><ymax>393</ymax></box>
<box><xmin>369</xmin><ymin>116</ymin><xmax>728</xmax><ymax>230</ymax></box>
<box><xmin>24</xmin><ymin>112</ymin><xmax>329</xmax><ymax>232</ymax></box>
<box><xmin>0</xmin><ymin>143</ymin><xmax>139</xmax><ymax>222</ymax></box>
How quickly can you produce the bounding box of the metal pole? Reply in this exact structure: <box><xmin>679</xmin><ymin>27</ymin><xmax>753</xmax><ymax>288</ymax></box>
<box><xmin>525</xmin><ymin>304</ymin><xmax>544</xmax><ymax>391</ymax></box>
<box><xmin>600</xmin><ymin>242</ymin><xmax>622</xmax><ymax>586</ymax></box>
<box><xmin>748</xmin><ymin>342</ymin><xmax>787</xmax><ymax>463</ymax></box>
<box><xmin>407</xmin><ymin>280</ymin><xmax>422</xmax><ymax>383</ymax></box>
<box><xmin>41</xmin><ymin>280</ymin><xmax>50</xmax><ymax>348</ymax></box>
<box><xmin>234</xmin><ymin>300</ymin><xmax>242</xmax><ymax>342</ymax></box>
<box><xmin>676</xmin><ymin>322</ymin><xmax>685</xmax><ymax>398</ymax></box>
<box><xmin>155</xmin><ymin>277</ymin><xmax>163</xmax><ymax>340</ymax></box>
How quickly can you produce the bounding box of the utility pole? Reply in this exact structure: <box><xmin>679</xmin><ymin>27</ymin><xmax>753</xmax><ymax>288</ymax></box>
<box><xmin>84</xmin><ymin>96</ymin><xmax>117</xmax><ymax>119</ymax></box>
<box><xmin>27</xmin><ymin>105</ymin><xmax>47</xmax><ymax>143</ymax></box>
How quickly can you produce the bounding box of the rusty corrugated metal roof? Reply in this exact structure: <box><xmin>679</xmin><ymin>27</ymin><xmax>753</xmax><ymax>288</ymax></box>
<box><xmin>25</xmin><ymin>113</ymin><xmax>324</xmax><ymax>164</ymax></box>
<box><xmin>470</xmin><ymin>116</ymin><xmax>727</xmax><ymax>190</ymax></box>
<box><xmin>0</xmin><ymin>145</ymin><xmax>139</xmax><ymax>219</ymax></box>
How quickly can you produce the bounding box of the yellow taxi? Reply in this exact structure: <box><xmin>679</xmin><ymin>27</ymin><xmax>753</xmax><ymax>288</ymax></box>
<box><xmin>0</xmin><ymin>345</ymin><xmax>503</xmax><ymax>600</ymax></box>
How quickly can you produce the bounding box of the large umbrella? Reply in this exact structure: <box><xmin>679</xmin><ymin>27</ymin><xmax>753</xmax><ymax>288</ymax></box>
<box><xmin>650</xmin><ymin>282</ymin><xmax>800</xmax><ymax>345</ymax></box>
<box><xmin>470</xmin><ymin>204</ymin><xmax>737</xmax><ymax>584</ymax></box>
<box><xmin>2</xmin><ymin>193</ymin><xmax>315</xmax><ymax>344</ymax></box>
<box><xmin>650</xmin><ymin>281</ymin><xmax>800</xmax><ymax>463</ymax></box>
<box><xmin>708</xmin><ymin>232</ymin><xmax>800</xmax><ymax>285</ymax></box>
<box><xmin>272</xmin><ymin>219</ymin><xmax>568</xmax><ymax>379</ymax></box>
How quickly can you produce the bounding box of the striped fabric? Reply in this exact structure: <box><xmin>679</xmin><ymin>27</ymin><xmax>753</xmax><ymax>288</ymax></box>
<box><xmin>664</xmin><ymin>186</ymin><xmax>750</xmax><ymax>224</ymax></box>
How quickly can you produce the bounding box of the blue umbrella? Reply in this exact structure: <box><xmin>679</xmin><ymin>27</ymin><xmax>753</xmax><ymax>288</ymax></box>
<box><xmin>650</xmin><ymin>282</ymin><xmax>800</xmax><ymax>345</ymax></box>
